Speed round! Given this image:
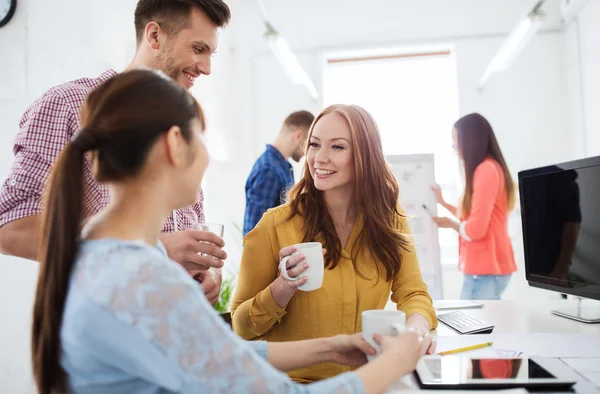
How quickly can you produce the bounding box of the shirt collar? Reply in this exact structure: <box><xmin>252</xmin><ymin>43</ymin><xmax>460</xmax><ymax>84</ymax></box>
<box><xmin>266</xmin><ymin>144</ymin><xmax>291</xmax><ymax>168</ymax></box>
<box><xmin>99</xmin><ymin>69</ymin><xmax>118</xmax><ymax>83</ymax></box>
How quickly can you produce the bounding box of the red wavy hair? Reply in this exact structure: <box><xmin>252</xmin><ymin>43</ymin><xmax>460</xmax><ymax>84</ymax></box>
<box><xmin>287</xmin><ymin>104</ymin><xmax>411</xmax><ymax>281</ymax></box>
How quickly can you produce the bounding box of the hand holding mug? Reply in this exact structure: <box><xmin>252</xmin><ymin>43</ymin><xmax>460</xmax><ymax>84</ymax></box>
<box><xmin>271</xmin><ymin>243</ymin><xmax>325</xmax><ymax>308</ymax></box>
<box><xmin>160</xmin><ymin>229</ymin><xmax>226</xmax><ymax>271</ymax></box>
<box><xmin>362</xmin><ymin>310</ymin><xmax>407</xmax><ymax>361</ymax></box>
<box><xmin>278</xmin><ymin>245</ymin><xmax>311</xmax><ymax>291</ymax></box>
<box><xmin>278</xmin><ymin>242</ymin><xmax>325</xmax><ymax>292</ymax></box>
<box><xmin>373</xmin><ymin>330</ymin><xmax>424</xmax><ymax>367</ymax></box>
<box><xmin>328</xmin><ymin>333</ymin><xmax>377</xmax><ymax>367</ymax></box>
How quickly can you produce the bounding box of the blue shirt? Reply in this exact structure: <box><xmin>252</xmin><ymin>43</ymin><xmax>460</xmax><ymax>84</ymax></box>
<box><xmin>243</xmin><ymin>145</ymin><xmax>294</xmax><ymax>235</ymax></box>
<box><xmin>61</xmin><ymin>238</ymin><xmax>364</xmax><ymax>393</ymax></box>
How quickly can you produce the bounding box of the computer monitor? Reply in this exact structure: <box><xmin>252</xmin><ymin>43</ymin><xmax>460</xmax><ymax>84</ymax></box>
<box><xmin>519</xmin><ymin>156</ymin><xmax>600</xmax><ymax>323</ymax></box>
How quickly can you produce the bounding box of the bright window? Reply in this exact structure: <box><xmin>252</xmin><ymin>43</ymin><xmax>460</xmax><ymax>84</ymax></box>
<box><xmin>323</xmin><ymin>47</ymin><xmax>461</xmax><ymax>265</ymax></box>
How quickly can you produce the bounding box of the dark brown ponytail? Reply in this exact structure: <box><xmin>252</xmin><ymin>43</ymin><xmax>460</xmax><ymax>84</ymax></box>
<box><xmin>31</xmin><ymin>131</ymin><xmax>92</xmax><ymax>393</ymax></box>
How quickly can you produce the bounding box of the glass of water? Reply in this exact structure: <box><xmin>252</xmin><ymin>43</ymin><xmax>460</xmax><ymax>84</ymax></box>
<box><xmin>195</xmin><ymin>222</ymin><xmax>224</xmax><ymax>238</ymax></box>
<box><xmin>193</xmin><ymin>223</ymin><xmax>225</xmax><ymax>279</ymax></box>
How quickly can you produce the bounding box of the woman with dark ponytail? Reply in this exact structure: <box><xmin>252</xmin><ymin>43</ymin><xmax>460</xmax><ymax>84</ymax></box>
<box><xmin>31</xmin><ymin>69</ymin><xmax>429</xmax><ymax>394</ymax></box>
<box><xmin>32</xmin><ymin>69</ymin><xmax>210</xmax><ymax>393</ymax></box>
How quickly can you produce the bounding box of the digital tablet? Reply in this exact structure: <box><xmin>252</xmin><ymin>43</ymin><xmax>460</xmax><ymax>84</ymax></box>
<box><xmin>414</xmin><ymin>356</ymin><xmax>577</xmax><ymax>391</ymax></box>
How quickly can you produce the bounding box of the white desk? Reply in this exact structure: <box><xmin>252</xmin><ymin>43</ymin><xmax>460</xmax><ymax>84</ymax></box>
<box><xmin>433</xmin><ymin>299</ymin><xmax>600</xmax><ymax>336</ymax></box>
<box><xmin>386</xmin><ymin>299</ymin><xmax>600</xmax><ymax>393</ymax></box>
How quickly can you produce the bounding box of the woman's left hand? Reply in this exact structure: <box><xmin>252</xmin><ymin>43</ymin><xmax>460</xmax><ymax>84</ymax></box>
<box><xmin>328</xmin><ymin>333</ymin><xmax>376</xmax><ymax>367</ymax></box>
<box><xmin>431</xmin><ymin>216</ymin><xmax>455</xmax><ymax>229</ymax></box>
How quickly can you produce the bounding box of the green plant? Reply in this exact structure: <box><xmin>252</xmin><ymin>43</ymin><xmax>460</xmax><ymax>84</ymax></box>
<box><xmin>214</xmin><ymin>275</ymin><xmax>235</xmax><ymax>313</ymax></box>
<box><xmin>214</xmin><ymin>220</ymin><xmax>243</xmax><ymax>315</ymax></box>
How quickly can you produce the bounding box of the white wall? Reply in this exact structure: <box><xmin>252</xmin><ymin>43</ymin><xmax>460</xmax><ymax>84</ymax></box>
<box><xmin>0</xmin><ymin>0</ymin><xmax>138</xmax><ymax>177</ymax></box>
<box><xmin>572</xmin><ymin>0</ymin><xmax>600</xmax><ymax>156</ymax></box>
<box><xmin>454</xmin><ymin>33</ymin><xmax>571</xmax><ymax>174</ymax></box>
<box><xmin>564</xmin><ymin>18</ymin><xmax>586</xmax><ymax>159</ymax></box>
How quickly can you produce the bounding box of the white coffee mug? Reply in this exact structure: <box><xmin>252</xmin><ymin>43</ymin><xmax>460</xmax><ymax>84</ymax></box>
<box><xmin>278</xmin><ymin>242</ymin><xmax>324</xmax><ymax>292</ymax></box>
<box><xmin>362</xmin><ymin>310</ymin><xmax>406</xmax><ymax>361</ymax></box>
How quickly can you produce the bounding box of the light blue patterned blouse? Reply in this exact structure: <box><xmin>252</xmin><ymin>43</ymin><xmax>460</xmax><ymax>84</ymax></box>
<box><xmin>60</xmin><ymin>239</ymin><xmax>365</xmax><ymax>393</ymax></box>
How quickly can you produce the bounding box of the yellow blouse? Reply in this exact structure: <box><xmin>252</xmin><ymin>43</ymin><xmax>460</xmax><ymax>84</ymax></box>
<box><xmin>230</xmin><ymin>204</ymin><xmax>437</xmax><ymax>383</ymax></box>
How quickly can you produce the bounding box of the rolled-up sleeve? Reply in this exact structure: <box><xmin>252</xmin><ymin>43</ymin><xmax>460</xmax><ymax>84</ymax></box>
<box><xmin>0</xmin><ymin>92</ymin><xmax>75</xmax><ymax>227</ymax></box>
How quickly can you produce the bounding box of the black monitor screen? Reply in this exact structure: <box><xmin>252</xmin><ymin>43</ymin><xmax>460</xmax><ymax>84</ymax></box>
<box><xmin>520</xmin><ymin>161</ymin><xmax>600</xmax><ymax>297</ymax></box>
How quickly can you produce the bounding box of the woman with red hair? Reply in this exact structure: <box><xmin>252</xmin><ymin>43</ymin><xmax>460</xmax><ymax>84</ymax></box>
<box><xmin>232</xmin><ymin>104</ymin><xmax>437</xmax><ymax>382</ymax></box>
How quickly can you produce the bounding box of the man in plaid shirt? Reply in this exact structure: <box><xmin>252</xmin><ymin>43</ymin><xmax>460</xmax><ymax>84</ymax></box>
<box><xmin>0</xmin><ymin>0</ymin><xmax>231</xmax><ymax>305</ymax></box>
<box><xmin>243</xmin><ymin>111</ymin><xmax>314</xmax><ymax>236</ymax></box>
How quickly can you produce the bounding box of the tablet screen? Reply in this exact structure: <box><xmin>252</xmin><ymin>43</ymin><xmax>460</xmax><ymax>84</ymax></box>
<box><xmin>423</xmin><ymin>358</ymin><xmax>555</xmax><ymax>382</ymax></box>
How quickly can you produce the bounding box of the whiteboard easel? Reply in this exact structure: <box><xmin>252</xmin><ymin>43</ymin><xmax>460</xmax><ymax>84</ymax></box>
<box><xmin>387</xmin><ymin>154</ymin><xmax>443</xmax><ymax>300</ymax></box>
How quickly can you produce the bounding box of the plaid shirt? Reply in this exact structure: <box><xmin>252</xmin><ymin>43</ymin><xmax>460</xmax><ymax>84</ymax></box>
<box><xmin>0</xmin><ymin>70</ymin><xmax>205</xmax><ymax>232</ymax></box>
<box><xmin>243</xmin><ymin>145</ymin><xmax>293</xmax><ymax>235</ymax></box>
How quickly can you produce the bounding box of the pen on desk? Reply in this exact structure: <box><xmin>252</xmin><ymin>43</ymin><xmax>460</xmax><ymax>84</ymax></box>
<box><xmin>438</xmin><ymin>342</ymin><xmax>493</xmax><ymax>355</ymax></box>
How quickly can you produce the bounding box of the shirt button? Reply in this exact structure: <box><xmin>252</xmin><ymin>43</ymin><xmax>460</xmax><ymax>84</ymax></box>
<box><xmin>473</xmin><ymin>275</ymin><xmax>478</xmax><ymax>279</ymax></box>
<box><xmin>276</xmin><ymin>312</ymin><xmax>281</xmax><ymax>316</ymax></box>
<box><xmin>9</xmin><ymin>180</ymin><xmax>16</xmax><ymax>186</ymax></box>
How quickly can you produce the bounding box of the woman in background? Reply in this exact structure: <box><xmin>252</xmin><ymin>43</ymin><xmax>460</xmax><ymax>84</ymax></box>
<box><xmin>31</xmin><ymin>70</ymin><xmax>430</xmax><ymax>394</ymax></box>
<box><xmin>431</xmin><ymin>113</ymin><xmax>517</xmax><ymax>300</ymax></box>
<box><xmin>231</xmin><ymin>104</ymin><xmax>437</xmax><ymax>383</ymax></box>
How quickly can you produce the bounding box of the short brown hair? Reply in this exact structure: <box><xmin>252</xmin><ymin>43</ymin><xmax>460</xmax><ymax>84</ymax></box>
<box><xmin>134</xmin><ymin>0</ymin><xmax>231</xmax><ymax>44</ymax></box>
<box><xmin>283</xmin><ymin>110</ymin><xmax>315</xmax><ymax>132</ymax></box>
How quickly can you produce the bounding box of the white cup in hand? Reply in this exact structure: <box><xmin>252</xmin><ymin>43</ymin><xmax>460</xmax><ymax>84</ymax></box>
<box><xmin>279</xmin><ymin>242</ymin><xmax>324</xmax><ymax>292</ymax></box>
<box><xmin>194</xmin><ymin>223</ymin><xmax>224</xmax><ymax>256</ymax></box>
<box><xmin>362</xmin><ymin>310</ymin><xmax>406</xmax><ymax>361</ymax></box>
<box><xmin>195</xmin><ymin>223</ymin><xmax>224</xmax><ymax>238</ymax></box>
<box><xmin>191</xmin><ymin>223</ymin><xmax>226</xmax><ymax>281</ymax></box>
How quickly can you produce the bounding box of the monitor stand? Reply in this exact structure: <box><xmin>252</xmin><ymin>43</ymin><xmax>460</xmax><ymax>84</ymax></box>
<box><xmin>551</xmin><ymin>298</ymin><xmax>600</xmax><ymax>324</ymax></box>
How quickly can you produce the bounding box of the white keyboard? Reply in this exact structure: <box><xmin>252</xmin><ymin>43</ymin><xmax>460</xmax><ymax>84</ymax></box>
<box><xmin>437</xmin><ymin>310</ymin><xmax>494</xmax><ymax>335</ymax></box>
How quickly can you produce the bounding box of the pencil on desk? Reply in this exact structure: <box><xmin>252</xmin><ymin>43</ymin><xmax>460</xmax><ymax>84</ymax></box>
<box><xmin>438</xmin><ymin>342</ymin><xmax>493</xmax><ymax>355</ymax></box>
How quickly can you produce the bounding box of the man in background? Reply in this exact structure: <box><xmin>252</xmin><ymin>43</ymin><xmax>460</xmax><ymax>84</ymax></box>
<box><xmin>0</xmin><ymin>0</ymin><xmax>231</xmax><ymax>305</ymax></box>
<box><xmin>243</xmin><ymin>110</ymin><xmax>314</xmax><ymax>236</ymax></box>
